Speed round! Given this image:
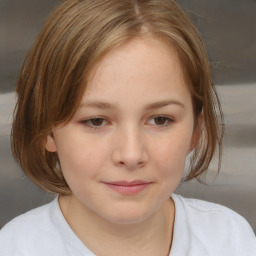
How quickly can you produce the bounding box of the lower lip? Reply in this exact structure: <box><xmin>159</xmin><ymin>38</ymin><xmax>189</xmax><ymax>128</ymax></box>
<box><xmin>103</xmin><ymin>183</ymin><xmax>151</xmax><ymax>195</ymax></box>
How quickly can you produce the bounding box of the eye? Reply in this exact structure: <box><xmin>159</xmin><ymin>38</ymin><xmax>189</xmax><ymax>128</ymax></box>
<box><xmin>148</xmin><ymin>116</ymin><xmax>173</xmax><ymax>126</ymax></box>
<box><xmin>81</xmin><ymin>117</ymin><xmax>108</xmax><ymax>128</ymax></box>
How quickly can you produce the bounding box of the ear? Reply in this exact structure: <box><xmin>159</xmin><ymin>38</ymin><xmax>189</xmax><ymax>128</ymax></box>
<box><xmin>188</xmin><ymin>112</ymin><xmax>203</xmax><ymax>153</ymax></box>
<box><xmin>44</xmin><ymin>133</ymin><xmax>57</xmax><ymax>152</ymax></box>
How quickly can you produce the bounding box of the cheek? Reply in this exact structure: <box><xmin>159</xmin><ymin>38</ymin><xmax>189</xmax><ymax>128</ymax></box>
<box><xmin>54</xmin><ymin>135</ymin><xmax>109</xmax><ymax>185</ymax></box>
<box><xmin>151</xmin><ymin>130</ymin><xmax>193</xmax><ymax>178</ymax></box>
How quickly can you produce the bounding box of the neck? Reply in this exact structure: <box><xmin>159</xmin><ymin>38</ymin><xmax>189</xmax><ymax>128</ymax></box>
<box><xmin>59</xmin><ymin>195</ymin><xmax>175</xmax><ymax>256</ymax></box>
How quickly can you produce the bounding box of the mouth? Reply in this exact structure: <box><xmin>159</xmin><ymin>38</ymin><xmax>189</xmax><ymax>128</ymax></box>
<box><xmin>102</xmin><ymin>180</ymin><xmax>153</xmax><ymax>195</ymax></box>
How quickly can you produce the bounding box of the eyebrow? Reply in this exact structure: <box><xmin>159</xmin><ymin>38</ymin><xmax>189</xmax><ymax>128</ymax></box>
<box><xmin>144</xmin><ymin>100</ymin><xmax>185</xmax><ymax>110</ymax></box>
<box><xmin>79</xmin><ymin>100</ymin><xmax>184</xmax><ymax>111</ymax></box>
<box><xmin>79</xmin><ymin>101</ymin><xmax>118</xmax><ymax>110</ymax></box>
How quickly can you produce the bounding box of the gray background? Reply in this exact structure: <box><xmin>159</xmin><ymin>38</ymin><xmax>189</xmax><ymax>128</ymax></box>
<box><xmin>1</xmin><ymin>0</ymin><xmax>256</xmax><ymax>232</ymax></box>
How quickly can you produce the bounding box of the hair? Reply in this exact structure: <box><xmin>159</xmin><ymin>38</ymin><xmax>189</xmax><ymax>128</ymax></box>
<box><xmin>11</xmin><ymin>0</ymin><xmax>224</xmax><ymax>195</ymax></box>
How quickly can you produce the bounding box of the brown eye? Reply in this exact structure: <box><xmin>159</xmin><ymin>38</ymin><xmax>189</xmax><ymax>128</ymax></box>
<box><xmin>81</xmin><ymin>117</ymin><xmax>107</xmax><ymax>129</ymax></box>
<box><xmin>147</xmin><ymin>116</ymin><xmax>173</xmax><ymax>127</ymax></box>
<box><xmin>154</xmin><ymin>117</ymin><xmax>168</xmax><ymax>125</ymax></box>
<box><xmin>90</xmin><ymin>118</ymin><xmax>104</xmax><ymax>126</ymax></box>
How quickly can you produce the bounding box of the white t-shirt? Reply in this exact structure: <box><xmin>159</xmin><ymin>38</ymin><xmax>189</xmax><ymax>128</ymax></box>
<box><xmin>0</xmin><ymin>194</ymin><xmax>255</xmax><ymax>256</ymax></box>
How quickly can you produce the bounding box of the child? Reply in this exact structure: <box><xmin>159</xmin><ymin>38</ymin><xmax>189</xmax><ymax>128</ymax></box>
<box><xmin>1</xmin><ymin>0</ymin><xmax>255</xmax><ymax>255</ymax></box>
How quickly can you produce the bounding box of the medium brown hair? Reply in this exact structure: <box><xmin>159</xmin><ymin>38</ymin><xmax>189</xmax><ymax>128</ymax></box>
<box><xmin>12</xmin><ymin>0</ymin><xmax>224</xmax><ymax>194</ymax></box>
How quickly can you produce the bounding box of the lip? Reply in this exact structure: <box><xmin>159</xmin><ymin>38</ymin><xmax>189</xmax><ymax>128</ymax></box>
<box><xmin>102</xmin><ymin>180</ymin><xmax>153</xmax><ymax>195</ymax></box>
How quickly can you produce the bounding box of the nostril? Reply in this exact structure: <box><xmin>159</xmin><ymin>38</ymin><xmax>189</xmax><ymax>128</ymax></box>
<box><xmin>118</xmin><ymin>161</ymin><xmax>125</xmax><ymax>166</ymax></box>
<box><xmin>137</xmin><ymin>161</ymin><xmax>145</xmax><ymax>167</ymax></box>
<box><xmin>118</xmin><ymin>160</ymin><xmax>146</xmax><ymax>169</ymax></box>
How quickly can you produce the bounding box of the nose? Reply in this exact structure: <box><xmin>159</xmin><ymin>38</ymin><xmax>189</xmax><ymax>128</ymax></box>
<box><xmin>111</xmin><ymin>126</ymin><xmax>149</xmax><ymax>170</ymax></box>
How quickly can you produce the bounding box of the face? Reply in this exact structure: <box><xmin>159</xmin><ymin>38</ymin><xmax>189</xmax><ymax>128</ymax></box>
<box><xmin>46</xmin><ymin>37</ymin><xmax>199</xmax><ymax>224</ymax></box>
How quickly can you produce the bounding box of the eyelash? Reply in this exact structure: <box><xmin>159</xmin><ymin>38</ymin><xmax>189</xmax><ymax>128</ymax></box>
<box><xmin>147</xmin><ymin>116</ymin><xmax>174</xmax><ymax>127</ymax></box>
<box><xmin>80</xmin><ymin>117</ymin><xmax>109</xmax><ymax>130</ymax></box>
<box><xmin>80</xmin><ymin>116</ymin><xmax>174</xmax><ymax>130</ymax></box>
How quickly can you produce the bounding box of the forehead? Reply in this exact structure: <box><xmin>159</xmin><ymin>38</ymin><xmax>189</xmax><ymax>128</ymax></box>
<box><xmin>82</xmin><ymin>37</ymin><xmax>191</xmax><ymax>107</ymax></box>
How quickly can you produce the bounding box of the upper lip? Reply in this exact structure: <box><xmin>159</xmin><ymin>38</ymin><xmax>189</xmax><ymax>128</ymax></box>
<box><xmin>102</xmin><ymin>180</ymin><xmax>152</xmax><ymax>186</ymax></box>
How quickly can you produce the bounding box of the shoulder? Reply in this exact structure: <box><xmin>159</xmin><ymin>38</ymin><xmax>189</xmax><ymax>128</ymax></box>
<box><xmin>0</xmin><ymin>198</ymin><xmax>65</xmax><ymax>256</ymax></box>
<box><xmin>1</xmin><ymin>200</ymin><xmax>54</xmax><ymax>234</ymax></box>
<box><xmin>172</xmin><ymin>194</ymin><xmax>256</xmax><ymax>255</ymax></box>
<box><xmin>173</xmin><ymin>194</ymin><xmax>252</xmax><ymax>226</ymax></box>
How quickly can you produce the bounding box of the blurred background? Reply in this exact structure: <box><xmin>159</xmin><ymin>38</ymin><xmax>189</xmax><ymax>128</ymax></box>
<box><xmin>0</xmin><ymin>0</ymin><xmax>256</xmax><ymax>233</ymax></box>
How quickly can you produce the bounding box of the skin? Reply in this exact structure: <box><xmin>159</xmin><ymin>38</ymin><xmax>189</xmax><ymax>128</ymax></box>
<box><xmin>45</xmin><ymin>37</ymin><xmax>201</xmax><ymax>256</ymax></box>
